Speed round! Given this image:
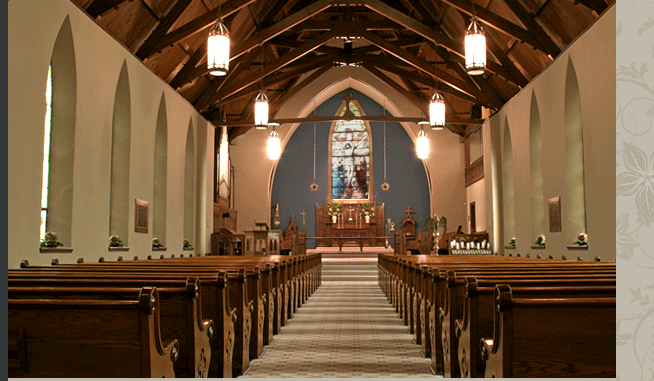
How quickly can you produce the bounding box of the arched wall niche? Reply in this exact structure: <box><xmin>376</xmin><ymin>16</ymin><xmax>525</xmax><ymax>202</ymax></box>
<box><xmin>502</xmin><ymin>117</ymin><xmax>515</xmax><ymax>248</ymax></box>
<box><xmin>109</xmin><ymin>60</ymin><xmax>131</xmax><ymax>245</ymax></box>
<box><xmin>184</xmin><ymin>118</ymin><xmax>195</xmax><ymax>248</ymax></box>
<box><xmin>46</xmin><ymin>15</ymin><xmax>77</xmax><ymax>246</ymax></box>
<box><xmin>529</xmin><ymin>90</ymin><xmax>545</xmax><ymax>242</ymax></box>
<box><xmin>564</xmin><ymin>58</ymin><xmax>587</xmax><ymax>244</ymax></box>
<box><xmin>153</xmin><ymin>93</ymin><xmax>168</xmax><ymax>245</ymax></box>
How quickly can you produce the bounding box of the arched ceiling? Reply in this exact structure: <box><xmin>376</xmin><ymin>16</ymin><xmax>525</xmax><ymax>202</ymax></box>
<box><xmin>72</xmin><ymin>0</ymin><xmax>612</xmax><ymax>139</ymax></box>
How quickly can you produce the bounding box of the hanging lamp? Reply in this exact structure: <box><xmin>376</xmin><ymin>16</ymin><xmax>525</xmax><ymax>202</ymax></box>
<box><xmin>465</xmin><ymin>14</ymin><xmax>486</xmax><ymax>75</ymax></box>
<box><xmin>430</xmin><ymin>43</ymin><xmax>446</xmax><ymax>129</ymax></box>
<box><xmin>267</xmin><ymin>124</ymin><xmax>281</xmax><ymax>160</ymax></box>
<box><xmin>416</xmin><ymin>127</ymin><xmax>429</xmax><ymax>159</ymax></box>
<box><xmin>254</xmin><ymin>43</ymin><xmax>269</xmax><ymax>129</ymax></box>
<box><xmin>207</xmin><ymin>3</ymin><xmax>230</xmax><ymax>77</ymax></box>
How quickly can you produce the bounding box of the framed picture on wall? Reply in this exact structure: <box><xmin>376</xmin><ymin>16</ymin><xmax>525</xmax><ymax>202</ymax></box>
<box><xmin>548</xmin><ymin>196</ymin><xmax>562</xmax><ymax>232</ymax></box>
<box><xmin>135</xmin><ymin>199</ymin><xmax>149</xmax><ymax>233</ymax></box>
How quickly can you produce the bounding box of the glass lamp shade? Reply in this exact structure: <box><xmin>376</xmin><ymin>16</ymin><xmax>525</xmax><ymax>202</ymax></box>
<box><xmin>267</xmin><ymin>129</ymin><xmax>281</xmax><ymax>160</ymax></box>
<box><xmin>429</xmin><ymin>92</ymin><xmax>445</xmax><ymax>130</ymax></box>
<box><xmin>416</xmin><ymin>129</ymin><xmax>429</xmax><ymax>159</ymax></box>
<box><xmin>465</xmin><ymin>17</ymin><xmax>486</xmax><ymax>75</ymax></box>
<box><xmin>207</xmin><ymin>19</ymin><xmax>230</xmax><ymax>76</ymax></box>
<box><xmin>254</xmin><ymin>90</ymin><xmax>269</xmax><ymax>129</ymax></box>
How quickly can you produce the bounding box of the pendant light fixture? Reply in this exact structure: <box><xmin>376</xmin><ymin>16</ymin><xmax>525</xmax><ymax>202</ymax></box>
<box><xmin>254</xmin><ymin>43</ymin><xmax>269</xmax><ymax>129</ymax></box>
<box><xmin>416</xmin><ymin>126</ymin><xmax>429</xmax><ymax>159</ymax></box>
<box><xmin>207</xmin><ymin>2</ymin><xmax>230</xmax><ymax>76</ymax></box>
<box><xmin>430</xmin><ymin>44</ymin><xmax>446</xmax><ymax>130</ymax></box>
<box><xmin>267</xmin><ymin>123</ymin><xmax>281</xmax><ymax>160</ymax></box>
<box><xmin>465</xmin><ymin>1</ymin><xmax>486</xmax><ymax>75</ymax></box>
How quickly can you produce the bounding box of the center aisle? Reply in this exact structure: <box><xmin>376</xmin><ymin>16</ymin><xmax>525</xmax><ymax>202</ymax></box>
<box><xmin>240</xmin><ymin>256</ymin><xmax>438</xmax><ymax>378</ymax></box>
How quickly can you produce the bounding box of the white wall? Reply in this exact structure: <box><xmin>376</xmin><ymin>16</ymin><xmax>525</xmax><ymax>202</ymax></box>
<box><xmin>481</xmin><ymin>5</ymin><xmax>616</xmax><ymax>261</ymax></box>
<box><xmin>8</xmin><ymin>1</ymin><xmax>215</xmax><ymax>268</ymax></box>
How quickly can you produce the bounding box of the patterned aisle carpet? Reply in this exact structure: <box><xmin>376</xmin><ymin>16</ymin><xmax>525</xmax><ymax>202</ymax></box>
<box><xmin>240</xmin><ymin>256</ymin><xmax>438</xmax><ymax>378</ymax></box>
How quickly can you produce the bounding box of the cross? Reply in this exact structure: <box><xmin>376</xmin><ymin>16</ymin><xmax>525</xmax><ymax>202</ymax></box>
<box><xmin>340</xmin><ymin>92</ymin><xmax>357</xmax><ymax>120</ymax></box>
<box><xmin>300</xmin><ymin>209</ymin><xmax>307</xmax><ymax>230</ymax></box>
<box><xmin>347</xmin><ymin>206</ymin><xmax>354</xmax><ymax>221</ymax></box>
<box><xmin>405</xmin><ymin>206</ymin><xmax>414</xmax><ymax>216</ymax></box>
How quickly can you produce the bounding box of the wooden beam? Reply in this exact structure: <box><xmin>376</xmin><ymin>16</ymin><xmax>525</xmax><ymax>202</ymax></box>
<box><xmin>439</xmin><ymin>0</ymin><xmax>549</xmax><ymax>54</ymax></box>
<box><xmin>500</xmin><ymin>0</ymin><xmax>562</xmax><ymax>57</ymax></box>
<box><xmin>363</xmin><ymin>55</ymin><xmax>479</xmax><ymax>104</ymax></box>
<box><xmin>144</xmin><ymin>0</ymin><xmax>257</xmax><ymax>58</ymax></box>
<box><xmin>135</xmin><ymin>0</ymin><xmax>194</xmax><ymax>60</ymax></box>
<box><xmin>358</xmin><ymin>30</ymin><xmax>502</xmax><ymax>109</ymax></box>
<box><xmin>219</xmin><ymin>114</ymin><xmax>485</xmax><ymax>126</ymax></box>
<box><xmin>230</xmin><ymin>0</ymin><xmax>334</xmax><ymax>61</ymax></box>
<box><xmin>85</xmin><ymin>0</ymin><xmax>129</xmax><ymax>18</ymax></box>
<box><xmin>210</xmin><ymin>53</ymin><xmax>339</xmax><ymax>106</ymax></box>
<box><xmin>484</xmin><ymin>28</ymin><xmax>530</xmax><ymax>88</ymax></box>
<box><xmin>214</xmin><ymin>31</ymin><xmax>337</xmax><ymax>102</ymax></box>
<box><xmin>270</xmin><ymin>65</ymin><xmax>333</xmax><ymax>117</ymax></box>
<box><xmin>360</xmin><ymin>61</ymin><xmax>429</xmax><ymax>116</ymax></box>
<box><xmin>169</xmin><ymin>43</ymin><xmax>207</xmax><ymax>89</ymax></box>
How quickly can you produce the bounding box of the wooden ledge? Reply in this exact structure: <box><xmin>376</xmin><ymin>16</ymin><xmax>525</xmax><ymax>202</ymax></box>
<box><xmin>152</xmin><ymin>247</ymin><xmax>167</xmax><ymax>252</ymax></box>
<box><xmin>183</xmin><ymin>247</ymin><xmax>195</xmax><ymax>251</ymax></box>
<box><xmin>109</xmin><ymin>246</ymin><xmax>130</xmax><ymax>252</ymax></box>
<box><xmin>530</xmin><ymin>245</ymin><xmax>546</xmax><ymax>250</ymax></box>
<box><xmin>40</xmin><ymin>247</ymin><xmax>73</xmax><ymax>253</ymax></box>
<box><xmin>566</xmin><ymin>245</ymin><xmax>588</xmax><ymax>251</ymax></box>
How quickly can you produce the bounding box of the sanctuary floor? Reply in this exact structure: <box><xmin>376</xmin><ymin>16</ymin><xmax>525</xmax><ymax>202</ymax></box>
<box><xmin>240</xmin><ymin>253</ymin><xmax>439</xmax><ymax>378</ymax></box>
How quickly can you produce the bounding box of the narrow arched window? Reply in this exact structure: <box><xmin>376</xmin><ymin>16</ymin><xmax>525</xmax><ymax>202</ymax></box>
<box><xmin>40</xmin><ymin>65</ymin><xmax>53</xmax><ymax>240</ymax></box>
<box><xmin>328</xmin><ymin>95</ymin><xmax>373</xmax><ymax>202</ymax></box>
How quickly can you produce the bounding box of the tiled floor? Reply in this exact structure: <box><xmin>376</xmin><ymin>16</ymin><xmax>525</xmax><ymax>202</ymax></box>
<box><xmin>241</xmin><ymin>255</ymin><xmax>438</xmax><ymax>378</ymax></box>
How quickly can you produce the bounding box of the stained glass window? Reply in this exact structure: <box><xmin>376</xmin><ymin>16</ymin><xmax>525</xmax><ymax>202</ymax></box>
<box><xmin>329</xmin><ymin>100</ymin><xmax>372</xmax><ymax>201</ymax></box>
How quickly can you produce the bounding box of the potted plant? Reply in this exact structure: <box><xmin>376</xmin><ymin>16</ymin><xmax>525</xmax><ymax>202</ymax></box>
<box><xmin>359</xmin><ymin>202</ymin><xmax>375</xmax><ymax>223</ymax></box>
<box><xmin>109</xmin><ymin>235</ymin><xmax>124</xmax><ymax>248</ymax></box>
<box><xmin>40</xmin><ymin>231</ymin><xmax>63</xmax><ymax>248</ymax></box>
<box><xmin>534</xmin><ymin>235</ymin><xmax>546</xmax><ymax>247</ymax></box>
<box><xmin>326</xmin><ymin>202</ymin><xmax>342</xmax><ymax>223</ymax></box>
<box><xmin>152</xmin><ymin>237</ymin><xmax>165</xmax><ymax>249</ymax></box>
<box><xmin>573</xmin><ymin>232</ymin><xmax>588</xmax><ymax>246</ymax></box>
<box><xmin>508</xmin><ymin>237</ymin><xmax>516</xmax><ymax>248</ymax></box>
<box><xmin>183</xmin><ymin>239</ymin><xmax>193</xmax><ymax>250</ymax></box>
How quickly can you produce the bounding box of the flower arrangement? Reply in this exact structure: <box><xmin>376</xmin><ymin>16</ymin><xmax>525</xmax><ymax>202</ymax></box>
<box><xmin>152</xmin><ymin>237</ymin><xmax>165</xmax><ymax>248</ymax></box>
<box><xmin>534</xmin><ymin>235</ymin><xmax>546</xmax><ymax>247</ymax></box>
<box><xmin>40</xmin><ymin>231</ymin><xmax>63</xmax><ymax>247</ymax></box>
<box><xmin>183</xmin><ymin>239</ymin><xmax>192</xmax><ymax>249</ymax></box>
<box><xmin>573</xmin><ymin>232</ymin><xmax>588</xmax><ymax>245</ymax></box>
<box><xmin>109</xmin><ymin>235</ymin><xmax>124</xmax><ymax>247</ymax></box>
<box><xmin>508</xmin><ymin>237</ymin><xmax>516</xmax><ymax>248</ymax></box>
<box><xmin>359</xmin><ymin>202</ymin><xmax>375</xmax><ymax>218</ymax></box>
<box><xmin>326</xmin><ymin>202</ymin><xmax>342</xmax><ymax>217</ymax></box>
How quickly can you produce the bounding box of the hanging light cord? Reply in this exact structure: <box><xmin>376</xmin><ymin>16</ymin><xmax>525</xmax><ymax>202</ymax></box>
<box><xmin>383</xmin><ymin>104</ymin><xmax>387</xmax><ymax>182</ymax></box>
<box><xmin>313</xmin><ymin>109</ymin><xmax>316</xmax><ymax>183</ymax></box>
<box><xmin>260</xmin><ymin>43</ymin><xmax>264</xmax><ymax>91</ymax></box>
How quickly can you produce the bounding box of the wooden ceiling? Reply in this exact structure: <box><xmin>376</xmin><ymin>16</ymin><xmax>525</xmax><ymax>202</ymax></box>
<box><xmin>72</xmin><ymin>0</ymin><xmax>612</xmax><ymax>139</ymax></box>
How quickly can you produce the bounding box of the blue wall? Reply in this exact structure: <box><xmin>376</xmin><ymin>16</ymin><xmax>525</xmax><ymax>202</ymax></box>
<box><xmin>271</xmin><ymin>89</ymin><xmax>430</xmax><ymax>248</ymax></box>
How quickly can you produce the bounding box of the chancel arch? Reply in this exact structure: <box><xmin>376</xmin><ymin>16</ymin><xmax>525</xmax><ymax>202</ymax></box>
<box><xmin>564</xmin><ymin>58</ymin><xmax>587</xmax><ymax>244</ymax></box>
<box><xmin>42</xmin><ymin>16</ymin><xmax>76</xmax><ymax>246</ymax></box>
<box><xmin>153</xmin><ymin>94</ymin><xmax>168</xmax><ymax>246</ymax></box>
<box><xmin>109</xmin><ymin>61</ymin><xmax>131</xmax><ymax>246</ymax></box>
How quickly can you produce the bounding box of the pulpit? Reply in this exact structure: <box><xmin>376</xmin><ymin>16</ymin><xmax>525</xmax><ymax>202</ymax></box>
<box><xmin>316</xmin><ymin>203</ymin><xmax>385</xmax><ymax>247</ymax></box>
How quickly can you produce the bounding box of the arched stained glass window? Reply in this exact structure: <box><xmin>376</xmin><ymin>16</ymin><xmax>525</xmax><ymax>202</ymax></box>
<box><xmin>329</xmin><ymin>96</ymin><xmax>373</xmax><ymax>202</ymax></box>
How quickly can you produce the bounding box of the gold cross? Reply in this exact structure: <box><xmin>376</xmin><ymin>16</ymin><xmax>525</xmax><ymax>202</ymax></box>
<box><xmin>300</xmin><ymin>209</ymin><xmax>307</xmax><ymax>229</ymax></box>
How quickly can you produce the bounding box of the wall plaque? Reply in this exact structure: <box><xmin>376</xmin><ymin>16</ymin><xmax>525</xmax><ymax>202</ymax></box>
<box><xmin>548</xmin><ymin>196</ymin><xmax>562</xmax><ymax>232</ymax></box>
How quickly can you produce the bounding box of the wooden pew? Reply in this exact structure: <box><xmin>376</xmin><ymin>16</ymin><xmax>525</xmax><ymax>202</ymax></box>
<box><xmin>8</xmin><ymin>287</ymin><xmax>179</xmax><ymax>378</ymax></box>
<box><xmin>377</xmin><ymin>254</ymin><xmax>616</xmax><ymax>376</ymax></box>
<box><xmin>481</xmin><ymin>284</ymin><xmax>616</xmax><ymax>378</ymax></box>
<box><xmin>10</xmin><ymin>266</ymin><xmax>238</xmax><ymax>378</ymax></box>
<box><xmin>8</xmin><ymin>278</ymin><xmax>214</xmax><ymax>377</ymax></box>
<box><xmin>456</xmin><ymin>277</ymin><xmax>615</xmax><ymax>378</ymax></box>
<box><xmin>438</xmin><ymin>270</ymin><xmax>615</xmax><ymax>377</ymax></box>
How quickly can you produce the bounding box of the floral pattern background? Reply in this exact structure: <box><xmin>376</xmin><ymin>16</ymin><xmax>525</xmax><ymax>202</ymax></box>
<box><xmin>616</xmin><ymin>1</ymin><xmax>654</xmax><ymax>380</ymax></box>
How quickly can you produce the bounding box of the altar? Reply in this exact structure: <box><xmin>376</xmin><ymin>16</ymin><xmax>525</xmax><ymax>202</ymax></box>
<box><xmin>316</xmin><ymin>202</ymin><xmax>385</xmax><ymax>247</ymax></box>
